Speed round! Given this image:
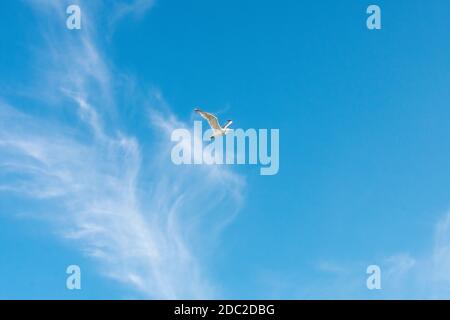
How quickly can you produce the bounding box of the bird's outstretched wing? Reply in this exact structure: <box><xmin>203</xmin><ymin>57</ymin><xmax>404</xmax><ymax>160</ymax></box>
<box><xmin>223</xmin><ymin>120</ymin><xmax>233</xmax><ymax>129</ymax></box>
<box><xmin>194</xmin><ymin>108</ymin><xmax>221</xmax><ymax>130</ymax></box>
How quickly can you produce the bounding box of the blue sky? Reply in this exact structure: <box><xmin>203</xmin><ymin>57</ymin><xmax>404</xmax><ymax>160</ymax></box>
<box><xmin>1</xmin><ymin>0</ymin><xmax>450</xmax><ymax>299</ymax></box>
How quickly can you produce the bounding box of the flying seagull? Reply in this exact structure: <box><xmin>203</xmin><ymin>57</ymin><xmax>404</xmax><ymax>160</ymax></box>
<box><xmin>194</xmin><ymin>108</ymin><xmax>233</xmax><ymax>140</ymax></box>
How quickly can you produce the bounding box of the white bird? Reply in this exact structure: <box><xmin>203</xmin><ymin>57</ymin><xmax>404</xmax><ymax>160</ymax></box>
<box><xmin>194</xmin><ymin>108</ymin><xmax>233</xmax><ymax>140</ymax></box>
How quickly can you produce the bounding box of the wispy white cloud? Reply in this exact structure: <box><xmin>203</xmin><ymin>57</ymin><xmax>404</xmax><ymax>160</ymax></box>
<box><xmin>0</xmin><ymin>0</ymin><xmax>244</xmax><ymax>298</ymax></box>
<box><xmin>368</xmin><ymin>212</ymin><xmax>450</xmax><ymax>298</ymax></box>
<box><xmin>107</xmin><ymin>0</ymin><xmax>156</xmax><ymax>34</ymax></box>
<box><xmin>301</xmin><ymin>212</ymin><xmax>450</xmax><ymax>299</ymax></box>
<box><xmin>114</xmin><ymin>0</ymin><xmax>155</xmax><ymax>18</ymax></box>
<box><xmin>316</xmin><ymin>260</ymin><xmax>348</xmax><ymax>275</ymax></box>
<box><xmin>252</xmin><ymin>209</ymin><xmax>450</xmax><ymax>299</ymax></box>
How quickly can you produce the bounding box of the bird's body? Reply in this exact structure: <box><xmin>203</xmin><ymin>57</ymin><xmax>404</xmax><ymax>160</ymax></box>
<box><xmin>194</xmin><ymin>108</ymin><xmax>233</xmax><ymax>140</ymax></box>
